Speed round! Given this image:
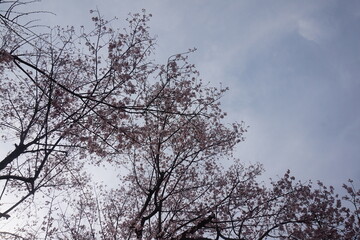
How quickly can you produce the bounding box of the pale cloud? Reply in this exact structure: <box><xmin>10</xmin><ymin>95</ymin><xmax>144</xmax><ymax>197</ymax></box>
<box><xmin>296</xmin><ymin>15</ymin><xmax>338</xmax><ymax>44</ymax></box>
<box><xmin>297</xmin><ymin>18</ymin><xmax>324</xmax><ymax>43</ymax></box>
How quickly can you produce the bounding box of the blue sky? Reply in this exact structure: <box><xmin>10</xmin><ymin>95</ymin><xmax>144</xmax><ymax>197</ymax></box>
<box><xmin>23</xmin><ymin>0</ymin><xmax>360</xmax><ymax>188</ymax></box>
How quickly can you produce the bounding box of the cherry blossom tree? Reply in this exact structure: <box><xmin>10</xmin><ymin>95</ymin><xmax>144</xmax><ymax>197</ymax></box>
<box><xmin>0</xmin><ymin>2</ymin><xmax>359</xmax><ymax>240</ymax></box>
<box><xmin>17</xmin><ymin>161</ymin><xmax>358</xmax><ymax>239</ymax></box>
<box><xmin>31</xmin><ymin>86</ymin><xmax>358</xmax><ymax>238</ymax></box>
<box><xmin>0</xmin><ymin>0</ymin><xmax>188</xmax><ymax>220</ymax></box>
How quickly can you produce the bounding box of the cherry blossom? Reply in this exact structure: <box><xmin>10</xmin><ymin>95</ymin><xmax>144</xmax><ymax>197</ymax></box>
<box><xmin>0</xmin><ymin>2</ymin><xmax>358</xmax><ymax>239</ymax></box>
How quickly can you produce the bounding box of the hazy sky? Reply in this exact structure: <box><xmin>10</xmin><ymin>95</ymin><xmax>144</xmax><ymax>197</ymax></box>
<box><xmin>17</xmin><ymin>0</ymin><xmax>360</xmax><ymax>188</ymax></box>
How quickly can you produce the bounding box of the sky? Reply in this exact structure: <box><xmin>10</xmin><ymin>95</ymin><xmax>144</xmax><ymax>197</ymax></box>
<box><xmin>5</xmin><ymin>0</ymin><xmax>360</xmax><ymax>189</ymax></box>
